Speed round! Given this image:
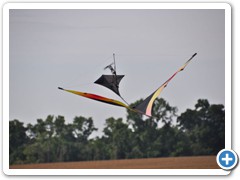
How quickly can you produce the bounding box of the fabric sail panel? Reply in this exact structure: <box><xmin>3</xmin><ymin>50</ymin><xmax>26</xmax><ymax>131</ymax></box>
<box><xmin>59</xmin><ymin>87</ymin><xmax>129</xmax><ymax>108</ymax></box>
<box><xmin>133</xmin><ymin>84</ymin><xmax>165</xmax><ymax>117</ymax></box>
<box><xmin>133</xmin><ymin>53</ymin><xmax>197</xmax><ymax>117</ymax></box>
<box><xmin>94</xmin><ymin>75</ymin><xmax>124</xmax><ymax>96</ymax></box>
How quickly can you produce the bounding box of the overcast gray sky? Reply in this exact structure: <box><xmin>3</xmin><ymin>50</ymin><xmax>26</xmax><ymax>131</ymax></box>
<box><xmin>9</xmin><ymin>9</ymin><xmax>225</xmax><ymax>136</ymax></box>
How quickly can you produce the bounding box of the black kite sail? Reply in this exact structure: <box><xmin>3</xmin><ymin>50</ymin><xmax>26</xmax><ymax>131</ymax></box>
<box><xmin>94</xmin><ymin>53</ymin><xmax>124</xmax><ymax>96</ymax></box>
<box><xmin>94</xmin><ymin>75</ymin><xmax>124</xmax><ymax>96</ymax></box>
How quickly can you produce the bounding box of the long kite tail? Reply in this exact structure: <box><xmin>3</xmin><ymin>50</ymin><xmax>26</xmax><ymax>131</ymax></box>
<box><xmin>133</xmin><ymin>53</ymin><xmax>197</xmax><ymax>117</ymax></box>
<box><xmin>58</xmin><ymin>87</ymin><xmax>130</xmax><ymax>109</ymax></box>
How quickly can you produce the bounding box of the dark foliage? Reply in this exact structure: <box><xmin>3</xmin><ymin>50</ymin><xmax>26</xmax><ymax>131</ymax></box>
<box><xmin>9</xmin><ymin>98</ymin><xmax>225</xmax><ymax>165</ymax></box>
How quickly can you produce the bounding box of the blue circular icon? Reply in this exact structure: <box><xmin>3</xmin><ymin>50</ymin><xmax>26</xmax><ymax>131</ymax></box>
<box><xmin>217</xmin><ymin>149</ymin><xmax>238</xmax><ymax>170</ymax></box>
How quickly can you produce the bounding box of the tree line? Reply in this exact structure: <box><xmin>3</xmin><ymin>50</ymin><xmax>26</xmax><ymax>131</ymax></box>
<box><xmin>10</xmin><ymin>98</ymin><xmax>225</xmax><ymax>165</ymax></box>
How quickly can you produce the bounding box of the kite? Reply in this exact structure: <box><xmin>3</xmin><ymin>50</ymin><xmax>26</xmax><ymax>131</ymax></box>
<box><xmin>58</xmin><ymin>53</ymin><xmax>197</xmax><ymax>117</ymax></box>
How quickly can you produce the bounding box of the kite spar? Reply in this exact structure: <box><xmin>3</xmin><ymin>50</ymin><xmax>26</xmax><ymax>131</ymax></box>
<box><xmin>58</xmin><ymin>53</ymin><xmax>197</xmax><ymax>117</ymax></box>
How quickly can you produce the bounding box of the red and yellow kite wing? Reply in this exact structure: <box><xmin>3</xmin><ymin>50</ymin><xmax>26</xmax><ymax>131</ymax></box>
<box><xmin>58</xmin><ymin>87</ymin><xmax>130</xmax><ymax>109</ymax></box>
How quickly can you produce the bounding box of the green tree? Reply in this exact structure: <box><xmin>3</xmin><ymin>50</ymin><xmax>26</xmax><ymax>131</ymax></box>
<box><xmin>103</xmin><ymin>117</ymin><xmax>133</xmax><ymax>159</ymax></box>
<box><xmin>23</xmin><ymin>115</ymin><xmax>58</xmax><ymax>163</ymax></box>
<box><xmin>22</xmin><ymin>115</ymin><xmax>98</xmax><ymax>163</ymax></box>
<box><xmin>71</xmin><ymin>116</ymin><xmax>98</xmax><ymax>161</ymax></box>
<box><xmin>9</xmin><ymin>119</ymin><xmax>29</xmax><ymax>164</ymax></box>
<box><xmin>126</xmin><ymin>98</ymin><xmax>178</xmax><ymax>158</ymax></box>
<box><xmin>73</xmin><ymin>116</ymin><xmax>97</xmax><ymax>143</ymax></box>
<box><xmin>177</xmin><ymin>99</ymin><xmax>225</xmax><ymax>155</ymax></box>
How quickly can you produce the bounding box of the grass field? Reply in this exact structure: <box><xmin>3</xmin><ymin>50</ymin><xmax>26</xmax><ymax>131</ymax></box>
<box><xmin>10</xmin><ymin>156</ymin><xmax>219</xmax><ymax>169</ymax></box>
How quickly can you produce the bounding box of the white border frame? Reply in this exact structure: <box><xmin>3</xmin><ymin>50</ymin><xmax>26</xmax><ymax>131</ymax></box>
<box><xmin>2</xmin><ymin>2</ymin><xmax>231</xmax><ymax>176</ymax></box>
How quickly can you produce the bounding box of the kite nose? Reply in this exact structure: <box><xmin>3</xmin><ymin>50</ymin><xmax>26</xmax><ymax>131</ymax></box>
<box><xmin>58</xmin><ymin>87</ymin><xmax>64</xmax><ymax>90</ymax></box>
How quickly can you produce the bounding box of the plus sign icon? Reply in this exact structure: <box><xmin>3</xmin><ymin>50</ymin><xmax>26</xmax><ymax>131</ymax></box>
<box><xmin>217</xmin><ymin>149</ymin><xmax>238</xmax><ymax>170</ymax></box>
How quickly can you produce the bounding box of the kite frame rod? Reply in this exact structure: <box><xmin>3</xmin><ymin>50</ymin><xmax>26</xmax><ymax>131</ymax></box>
<box><xmin>113</xmin><ymin>53</ymin><xmax>116</xmax><ymax>74</ymax></box>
